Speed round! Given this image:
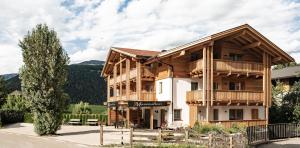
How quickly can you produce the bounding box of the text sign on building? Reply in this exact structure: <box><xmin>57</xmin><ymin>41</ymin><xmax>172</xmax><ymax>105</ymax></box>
<box><xmin>107</xmin><ymin>102</ymin><xmax>117</xmax><ymax>107</ymax></box>
<box><xmin>128</xmin><ymin>101</ymin><xmax>169</xmax><ymax>107</ymax></box>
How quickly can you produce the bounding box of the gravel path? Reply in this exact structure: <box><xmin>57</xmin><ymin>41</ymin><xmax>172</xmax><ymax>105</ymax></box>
<box><xmin>259</xmin><ymin>138</ymin><xmax>300</xmax><ymax>148</ymax></box>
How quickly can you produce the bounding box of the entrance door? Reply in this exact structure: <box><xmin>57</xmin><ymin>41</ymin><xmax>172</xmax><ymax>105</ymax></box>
<box><xmin>161</xmin><ymin>109</ymin><xmax>165</xmax><ymax>126</ymax></box>
<box><xmin>144</xmin><ymin>109</ymin><xmax>150</xmax><ymax>128</ymax></box>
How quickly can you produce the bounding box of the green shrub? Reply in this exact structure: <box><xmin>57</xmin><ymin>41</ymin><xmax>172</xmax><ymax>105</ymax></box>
<box><xmin>225</xmin><ymin>123</ymin><xmax>246</xmax><ymax>134</ymax></box>
<box><xmin>0</xmin><ymin>109</ymin><xmax>24</xmax><ymax>125</ymax></box>
<box><xmin>24</xmin><ymin>113</ymin><xmax>33</xmax><ymax>123</ymax></box>
<box><xmin>72</xmin><ymin>101</ymin><xmax>91</xmax><ymax>114</ymax></box>
<box><xmin>2</xmin><ymin>91</ymin><xmax>28</xmax><ymax>111</ymax></box>
<box><xmin>193</xmin><ymin>122</ymin><xmax>224</xmax><ymax>134</ymax></box>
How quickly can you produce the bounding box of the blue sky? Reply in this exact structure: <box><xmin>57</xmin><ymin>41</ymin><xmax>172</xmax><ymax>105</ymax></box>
<box><xmin>1</xmin><ymin>0</ymin><xmax>300</xmax><ymax>74</ymax></box>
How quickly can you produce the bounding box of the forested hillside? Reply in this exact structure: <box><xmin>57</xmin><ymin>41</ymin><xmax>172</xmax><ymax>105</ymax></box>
<box><xmin>4</xmin><ymin>60</ymin><xmax>106</xmax><ymax>105</ymax></box>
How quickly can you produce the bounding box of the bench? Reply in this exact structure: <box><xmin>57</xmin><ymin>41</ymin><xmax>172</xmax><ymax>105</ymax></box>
<box><xmin>68</xmin><ymin>119</ymin><xmax>81</xmax><ymax>125</ymax></box>
<box><xmin>86</xmin><ymin>119</ymin><xmax>98</xmax><ymax>126</ymax></box>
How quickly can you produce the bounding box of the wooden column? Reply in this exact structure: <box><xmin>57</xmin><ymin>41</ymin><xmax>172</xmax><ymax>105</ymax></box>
<box><xmin>113</xmin><ymin>66</ymin><xmax>117</xmax><ymax>98</ymax></box>
<box><xmin>107</xmin><ymin>108</ymin><xmax>111</xmax><ymax>125</ymax></box>
<box><xmin>263</xmin><ymin>52</ymin><xmax>271</xmax><ymax>125</ymax></box>
<box><xmin>150</xmin><ymin>107</ymin><xmax>154</xmax><ymax>129</ymax></box>
<box><xmin>203</xmin><ymin>45</ymin><xmax>213</xmax><ymax>122</ymax></box>
<box><xmin>203</xmin><ymin>47</ymin><xmax>207</xmax><ymax>106</ymax></box>
<box><xmin>127</xmin><ymin>108</ymin><xmax>130</xmax><ymax>127</ymax></box>
<box><xmin>107</xmin><ymin>75</ymin><xmax>110</xmax><ymax>101</ymax></box>
<box><xmin>189</xmin><ymin>104</ymin><xmax>197</xmax><ymax>127</ymax></box>
<box><xmin>120</xmin><ymin>60</ymin><xmax>123</xmax><ymax>100</ymax></box>
<box><xmin>136</xmin><ymin>61</ymin><xmax>141</xmax><ymax>100</ymax></box>
<box><xmin>126</xmin><ymin>59</ymin><xmax>130</xmax><ymax>100</ymax></box>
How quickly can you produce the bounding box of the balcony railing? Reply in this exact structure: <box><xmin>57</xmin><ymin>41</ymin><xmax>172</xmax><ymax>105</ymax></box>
<box><xmin>109</xmin><ymin>68</ymin><xmax>137</xmax><ymax>85</ymax></box>
<box><xmin>209</xmin><ymin>119</ymin><xmax>266</xmax><ymax>128</ymax></box>
<box><xmin>108</xmin><ymin>92</ymin><xmax>156</xmax><ymax>102</ymax></box>
<box><xmin>214</xmin><ymin>90</ymin><xmax>263</xmax><ymax>102</ymax></box>
<box><xmin>214</xmin><ymin>59</ymin><xmax>263</xmax><ymax>74</ymax></box>
<box><xmin>186</xmin><ymin>90</ymin><xmax>203</xmax><ymax>103</ymax></box>
<box><xmin>186</xmin><ymin>90</ymin><xmax>263</xmax><ymax>103</ymax></box>
<box><xmin>189</xmin><ymin>59</ymin><xmax>263</xmax><ymax>75</ymax></box>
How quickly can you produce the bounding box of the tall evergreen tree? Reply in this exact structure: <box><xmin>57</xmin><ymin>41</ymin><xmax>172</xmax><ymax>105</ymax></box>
<box><xmin>19</xmin><ymin>24</ymin><xmax>69</xmax><ymax>135</ymax></box>
<box><xmin>0</xmin><ymin>76</ymin><xmax>6</xmax><ymax>106</ymax></box>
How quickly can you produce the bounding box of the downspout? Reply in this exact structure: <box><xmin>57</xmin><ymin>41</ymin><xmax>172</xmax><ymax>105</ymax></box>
<box><xmin>154</xmin><ymin>57</ymin><xmax>174</xmax><ymax>123</ymax></box>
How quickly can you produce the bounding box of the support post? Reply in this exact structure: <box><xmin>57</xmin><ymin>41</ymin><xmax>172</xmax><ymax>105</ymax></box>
<box><xmin>127</xmin><ymin>108</ymin><xmax>130</xmax><ymax>128</ymax></box>
<box><xmin>208</xmin><ymin>134</ymin><xmax>212</xmax><ymax>147</ymax></box>
<box><xmin>150</xmin><ymin>107</ymin><xmax>154</xmax><ymax>130</ymax></box>
<box><xmin>185</xmin><ymin>128</ymin><xmax>189</xmax><ymax>143</ymax></box>
<box><xmin>100</xmin><ymin>125</ymin><xmax>103</xmax><ymax>146</ymax></box>
<box><xmin>130</xmin><ymin>128</ymin><xmax>133</xmax><ymax>148</ymax></box>
<box><xmin>229</xmin><ymin>136</ymin><xmax>233</xmax><ymax>148</ymax></box>
<box><xmin>158</xmin><ymin>128</ymin><xmax>162</xmax><ymax>145</ymax></box>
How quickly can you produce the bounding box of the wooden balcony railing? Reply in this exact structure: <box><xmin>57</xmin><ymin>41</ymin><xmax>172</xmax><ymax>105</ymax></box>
<box><xmin>214</xmin><ymin>90</ymin><xmax>263</xmax><ymax>102</ymax></box>
<box><xmin>209</xmin><ymin>120</ymin><xmax>266</xmax><ymax>128</ymax></box>
<box><xmin>189</xmin><ymin>59</ymin><xmax>203</xmax><ymax>73</ymax></box>
<box><xmin>142</xmin><ymin>67</ymin><xmax>155</xmax><ymax>78</ymax></box>
<box><xmin>109</xmin><ymin>68</ymin><xmax>137</xmax><ymax>85</ymax></box>
<box><xmin>186</xmin><ymin>90</ymin><xmax>263</xmax><ymax>103</ymax></box>
<box><xmin>186</xmin><ymin>90</ymin><xmax>203</xmax><ymax>103</ymax></box>
<box><xmin>214</xmin><ymin>59</ymin><xmax>263</xmax><ymax>74</ymax></box>
<box><xmin>141</xmin><ymin>92</ymin><xmax>156</xmax><ymax>101</ymax></box>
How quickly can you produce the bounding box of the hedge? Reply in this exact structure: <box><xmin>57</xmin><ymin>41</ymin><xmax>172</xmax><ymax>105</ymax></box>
<box><xmin>63</xmin><ymin>114</ymin><xmax>107</xmax><ymax>125</ymax></box>
<box><xmin>0</xmin><ymin>109</ymin><xmax>24</xmax><ymax>125</ymax></box>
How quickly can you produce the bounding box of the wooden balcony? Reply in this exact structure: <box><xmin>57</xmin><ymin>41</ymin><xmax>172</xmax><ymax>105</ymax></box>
<box><xmin>109</xmin><ymin>68</ymin><xmax>137</xmax><ymax>85</ymax></box>
<box><xmin>108</xmin><ymin>92</ymin><xmax>156</xmax><ymax>102</ymax></box>
<box><xmin>209</xmin><ymin>119</ymin><xmax>266</xmax><ymax>128</ymax></box>
<box><xmin>186</xmin><ymin>90</ymin><xmax>263</xmax><ymax>104</ymax></box>
<box><xmin>214</xmin><ymin>90</ymin><xmax>263</xmax><ymax>103</ymax></box>
<box><xmin>186</xmin><ymin>90</ymin><xmax>203</xmax><ymax>103</ymax></box>
<box><xmin>189</xmin><ymin>59</ymin><xmax>263</xmax><ymax>76</ymax></box>
<box><xmin>214</xmin><ymin>59</ymin><xmax>263</xmax><ymax>74</ymax></box>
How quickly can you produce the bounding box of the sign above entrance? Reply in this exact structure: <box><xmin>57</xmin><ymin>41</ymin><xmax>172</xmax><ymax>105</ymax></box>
<box><xmin>107</xmin><ymin>101</ymin><xmax>117</xmax><ymax>107</ymax></box>
<box><xmin>128</xmin><ymin>101</ymin><xmax>170</xmax><ymax>107</ymax></box>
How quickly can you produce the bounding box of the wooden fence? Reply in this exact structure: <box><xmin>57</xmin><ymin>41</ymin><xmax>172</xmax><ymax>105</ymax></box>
<box><xmin>130</xmin><ymin>128</ymin><xmax>244</xmax><ymax>147</ymax></box>
<box><xmin>247</xmin><ymin>123</ymin><xmax>300</xmax><ymax>145</ymax></box>
<box><xmin>63</xmin><ymin>114</ymin><xmax>107</xmax><ymax>125</ymax></box>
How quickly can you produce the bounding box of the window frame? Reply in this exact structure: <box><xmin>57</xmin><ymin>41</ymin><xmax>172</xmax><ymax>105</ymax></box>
<box><xmin>213</xmin><ymin>109</ymin><xmax>219</xmax><ymax>121</ymax></box>
<box><xmin>229</xmin><ymin>109</ymin><xmax>243</xmax><ymax>120</ymax></box>
<box><xmin>251</xmin><ymin>109</ymin><xmax>259</xmax><ymax>120</ymax></box>
<box><xmin>158</xmin><ymin>82</ymin><xmax>163</xmax><ymax>94</ymax></box>
<box><xmin>174</xmin><ymin>109</ymin><xmax>182</xmax><ymax>121</ymax></box>
<box><xmin>191</xmin><ymin>82</ymin><xmax>198</xmax><ymax>91</ymax></box>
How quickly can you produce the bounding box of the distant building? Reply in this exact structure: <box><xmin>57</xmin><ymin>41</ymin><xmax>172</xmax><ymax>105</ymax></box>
<box><xmin>272</xmin><ymin>66</ymin><xmax>300</xmax><ymax>91</ymax></box>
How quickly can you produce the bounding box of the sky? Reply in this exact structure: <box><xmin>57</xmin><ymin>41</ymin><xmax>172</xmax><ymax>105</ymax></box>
<box><xmin>1</xmin><ymin>0</ymin><xmax>300</xmax><ymax>74</ymax></box>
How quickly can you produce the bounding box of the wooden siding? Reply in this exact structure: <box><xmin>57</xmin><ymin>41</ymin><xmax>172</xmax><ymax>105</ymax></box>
<box><xmin>214</xmin><ymin>59</ymin><xmax>263</xmax><ymax>74</ymax></box>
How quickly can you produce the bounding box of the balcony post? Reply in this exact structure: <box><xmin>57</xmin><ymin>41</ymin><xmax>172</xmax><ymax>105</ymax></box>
<box><xmin>113</xmin><ymin>65</ymin><xmax>117</xmax><ymax>98</ymax></box>
<box><xmin>107</xmin><ymin>75</ymin><xmax>110</xmax><ymax>101</ymax></box>
<box><xmin>126</xmin><ymin>59</ymin><xmax>130</xmax><ymax>100</ymax></box>
<box><xmin>136</xmin><ymin>61</ymin><xmax>141</xmax><ymax>100</ymax></box>
<box><xmin>120</xmin><ymin>58</ymin><xmax>123</xmax><ymax>100</ymax></box>
<box><xmin>263</xmin><ymin>52</ymin><xmax>271</xmax><ymax>125</ymax></box>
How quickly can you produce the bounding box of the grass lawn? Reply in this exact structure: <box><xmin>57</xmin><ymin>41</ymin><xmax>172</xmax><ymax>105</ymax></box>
<box><xmin>65</xmin><ymin>104</ymin><xmax>107</xmax><ymax>114</ymax></box>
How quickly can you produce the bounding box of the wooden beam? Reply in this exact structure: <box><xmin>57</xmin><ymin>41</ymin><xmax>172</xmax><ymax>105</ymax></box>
<box><xmin>272</xmin><ymin>57</ymin><xmax>282</xmax><ymax>63</ymax></box>
<box><xmin>150</xmin><ymin>108</ymin><xmax>154</xmax><ymax>129</ymax></box>
<box><xmin>241</xmin><ymin>41</ymin><xmax>261</xmax><ymax>50</ymax></box>
<box><xmin>225</xmin><ymin>30</ymin><xmax>246</xmax><ymax>41</ymax></box>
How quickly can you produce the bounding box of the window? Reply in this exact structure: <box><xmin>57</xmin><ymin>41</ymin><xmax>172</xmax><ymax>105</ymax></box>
<box><xmin>191</xmin><ymin>82</ymin><xmax>198</xmax><ymax>90</ymax></box>
<box><xmin>190</xmin><ymin>52</ymin><xmax>200</xmax><ymax>61</ymax></box>
<box><xmin>213</xmin><ymin>109</ymin><xmax>219</xmax><ymax>120</ymax></box>
<box><xmin>251</xmin><ymin>109</ymin><xmax>259</xmax><ymax>119</ymax></box>
<box><xmin>159</xmin><ymin>82</ymin><xmax>163</xmax><ymax>94</ymax></box>
<box><xmin>158</xmin><ymin>63</ymin><xmax>163</xmax><ymax>67</ymax></box>
<box><xmin>174</xmin><ymin>109</ymin><xmax>181</xmax><ymax>121</ymax></box>
<box><xmin>229</xmin><ymin>82</ymin><xmax>245</xmax><ymax>90</ymax></box>
<box><xmin>229</xmin><ymin>53</ymin><xmax>242</xmax><ymax>61</ymax></box>
<box><xmin>229</xmin><ymin>109</ymin><xmax>243</xmax><ymax>120</ymax></box>
<box><xmin>213</xmin><ymin>82</ymin><xmax>219</xmax><ymax>90</ymax></box>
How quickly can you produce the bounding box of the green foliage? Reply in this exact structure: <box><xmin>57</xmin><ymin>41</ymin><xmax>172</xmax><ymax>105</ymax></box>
<box><xmin>72</xmin><ymin>101</ymin><xmax>91</xmax><ymax>114</ymax></box>
<box><xmin>0</xmin><ymin>109</ymin><xmax>24</xmax><ymax>125</ymax></box>
<box><xmin>63</xmin><ymin>114</ymin><xmax>107</xmax><ymax>125</ymax></box>
<box><xmin>193</xmin><ymin>122</ymin><xmax>224</xmax><ymax>134</ymax></box>
<box><xmin>66</xmin><ymin>104</ymin><xmax>107</xmax><ymax>114</ymax></box>
<box><xmin>2</xmin><ymin>91</ymin><xmax>28</xmax><ymax>111</ymax></box>
<box><xmin>273</xmin><ymin>62</ymin><xmax>299</xmax><ymax>70</ymax></box>
<box><xmin>5</xmin><ymin>63</ymin><xmax>106</xmax><ymax>105</ymax></box>
<box><xmin>225</xmin><ymin>123</ymin><xmax>246</xmax><ymax>134</ymax></box>
<box><xmin>24</xmin><ymin>113</ymin><xmax>33</xmax><ymax>123</ymax></box>
<box><xmin>19</xmin><ymin>24</ymin><xmax>69</xmax><ymax>135</ymax></box>
<box><xmin>0</xmin><ymin>76</ymin><xmax>6</xmax><ymax>106</ymax></box>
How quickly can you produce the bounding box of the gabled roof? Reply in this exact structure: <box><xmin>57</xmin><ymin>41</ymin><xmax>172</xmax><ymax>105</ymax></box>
<box><xmin>155</xmin><ymin>24</ymin><xmax>294</xmax><ymax>63</ymax></box>
<box><xmin>112</xmin><ymin>47</ymin><xmax>159</xmax><ymax>57</ymax></box>
<box><xmin>272</xmin><ymin>66</ymin><xmax>300</xmax><ymax>79</ymax></box>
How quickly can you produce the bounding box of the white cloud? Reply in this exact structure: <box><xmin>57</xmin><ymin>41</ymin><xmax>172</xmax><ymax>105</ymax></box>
<box><xmin>1</xmin><ymin>0</ymin><xmax>300</xmax><ymax>74</ymax></box>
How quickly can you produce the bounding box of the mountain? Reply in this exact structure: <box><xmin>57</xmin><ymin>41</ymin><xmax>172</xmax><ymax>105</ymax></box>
<box><xmin>4</xmin><ymin>60</ymin><xmax>106</xmax><ymax>105</ymax></box>
<box><xmin>1</xmin><ymin>73</ymin><xmax>18</xmax><ymax>80</ymax></box>
<box><xmin>78</xmin><ymin>60</ymin><xmax>105</xmax><ymax>65</ymax></box>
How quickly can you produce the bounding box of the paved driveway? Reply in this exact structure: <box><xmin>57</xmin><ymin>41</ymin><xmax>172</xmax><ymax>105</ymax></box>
<box><xmin>259</xmin><ymin>138</ymin><xmax>300</xmax><ymax>148</ymax></box>
<box><xmin>0</xmin><ymin>132</ymin><xmax>97</xmax><ymax>148</ymax></box>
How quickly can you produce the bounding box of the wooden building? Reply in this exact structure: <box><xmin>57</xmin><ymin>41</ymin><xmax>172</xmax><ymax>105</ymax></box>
<box><xmin>101</xmin><ymin>24</ymin><xmax>294</xmax><ymax>129</ymax></box>
<box><xmin>272</xmin><ymin>66</ymin><xmax>300</xmax><ymax>91</ymax></box>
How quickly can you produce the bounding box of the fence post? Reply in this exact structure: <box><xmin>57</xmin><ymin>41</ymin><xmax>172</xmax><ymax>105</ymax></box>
<box><xmin>158</xmin><ymin>128</ymin><xmax>162</xmax><ymax>145</ymax></box>
<box><xmin>130</xmin><ymin>128</ymin><xmax>133</xmax><ymax>148</ymax></box>
<box><xmin>229</xmin><ymin>136</ymin><xmax>233</xmax><ymax>148</ymax></box>
<box><xmin>100</xmin><ymin>125</ymin><xmax>103</xmax><ymax>146</ymax></box>
<box><xmin>208</xmin><ymin>134</ymin><xmax>212</xmax><ymax>147</ymax></box>
<box><xmin>185</xmin><ymin>128</ymin><xmax>189</xmax><ymax>144</ymax></box>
